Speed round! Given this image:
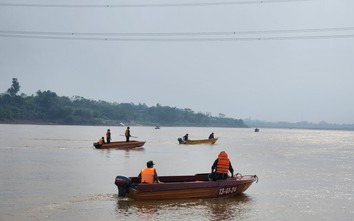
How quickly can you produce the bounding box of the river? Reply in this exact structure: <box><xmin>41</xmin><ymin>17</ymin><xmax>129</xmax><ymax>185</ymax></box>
<box><xmin>0</xmin><ymin>124</ymin><xmax>353</xmax><ymax>220</ymax></box>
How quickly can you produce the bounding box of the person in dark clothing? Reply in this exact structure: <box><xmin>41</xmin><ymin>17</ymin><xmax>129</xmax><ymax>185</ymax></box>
<box><xmin>106</xmin><ymin>129</ymin><xmax>111</xmax><ymax>143</ymax></box>
<box><xmin>210</xmin><ymin>151</ymin><xmax>234</xmax><ymax>181</ymax></box>
<box><xmin>183</xmin><ymin>133</ymin><xmax>189</xmax><ymax>141</ymax></box>
<box><xmin>208</xmin><ymin>132</ymin><xmax>214</xmax><ymax>139</ymax></box>
<box><xmin>125</xmin><ymin>127</ymin><xmax>131</xmax><ymax>142</ymax></box>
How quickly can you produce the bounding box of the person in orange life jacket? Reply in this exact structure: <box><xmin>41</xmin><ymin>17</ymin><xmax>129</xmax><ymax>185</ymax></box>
<box><xmin>106</xmin><ymin>129</ymin><xmax>111</xmax><ymax>143</ymax></box>
<box><xmin>125</xmin><ymin>127</ymin><xmax>131</xmax><ymax>142</ymax></box>
<box><xmin>98</xmin><ymin>137</ymin><xmax>105</xmax><ymax>146</ymax></box>
<box><xmin>138</xmin><ymin>160</ymin><xmax>160</xmax><ymax>184</ymax></box>
<box><xmin>210</xmin><ymin>151</ymin><xmax>234</xmax><ymax>181</ymax></box>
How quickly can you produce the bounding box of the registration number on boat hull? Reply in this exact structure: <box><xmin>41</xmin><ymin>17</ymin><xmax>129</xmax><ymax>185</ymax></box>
<box><xmin>218</xmin><ymin>186</ymin><xmax>238</xmax><ymax>196</ymax></box>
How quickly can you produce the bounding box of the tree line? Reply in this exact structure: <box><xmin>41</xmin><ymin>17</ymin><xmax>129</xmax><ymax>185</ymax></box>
<box><xmin>0</xmin><ymin>78</ymin><xmax>247</xmax><ymax>127</ymax></box>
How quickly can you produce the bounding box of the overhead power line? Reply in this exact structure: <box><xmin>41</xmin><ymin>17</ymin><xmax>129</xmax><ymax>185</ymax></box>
<box><xmin>1</xmin><ymin>26</ymin><xmax>354</xmax><ymax>42</ymax></box>
<box><xmin>1</xmin><ymin>34</ymin><xmax>354</xmax><ymax>42</ymax></box>
<box><xmin>0</xmin><ymin>27</ymin><xmax>354</xmax><ymax>37</ymax></box>
<box><xmin>1</xmin><ymin>27</ymin><xmax>354</xmax><ymax>37</ymax></box>
<box><xmin>1</xmin><ymin>34</ymin><xmax>354</xmax><ymax>41</ymax></box>
<box><xmin>0</xmin><ymin>0</ymin><xmax>313</xmax><ymax>8</ymax></box>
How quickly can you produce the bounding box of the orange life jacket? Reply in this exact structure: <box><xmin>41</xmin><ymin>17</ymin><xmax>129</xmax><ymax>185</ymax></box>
<box><xmin>216</xmin><ymin>151</ymin><xmax>230</xmax><ymax>174</ymax></box>
<box><xmin>125</xmin><ymin>129</ymin><xmax>130</xmax><ymax>137</ymax></box>
<box><xmin>99</xmin><ymin>138</ymin><xmax>103</xmax><ymax>145</ymax></box>
<box><xmin>141</xmin><ymin>168</ymin><xmax>155</xmax><ymax>184</ymax></box>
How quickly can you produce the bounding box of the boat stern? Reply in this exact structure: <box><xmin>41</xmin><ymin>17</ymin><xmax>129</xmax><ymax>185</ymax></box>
<box><xmin>115</xmin><ymin>176</ymin><xmax>132</xmax><ymax>197</ymax></box>
<box><xmin>177</xmin><ymin>138</ymin><xmax>185</xmax><ymax>144</ymax></box>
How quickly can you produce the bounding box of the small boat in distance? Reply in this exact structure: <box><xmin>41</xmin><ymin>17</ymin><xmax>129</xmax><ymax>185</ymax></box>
<box><xmin>93</xmin><ymin>140</ymin><xmax>145</xmax><ymax>149</ymax></box>
<box><xmin>177</xmin><ymin>138</ymin><xmax>218</xmax><ymax>145</ymax></box>
<box><xmin>255</xmin><ymin>128</ymin><xmax>259</xmax><ymax>132</ymax></box>
<box><xmin>115</xmin><ymin>173</ymin><xmax>258</xmax><ymax>200</ymax></box>
<box><xmin>155</xmin><ymin>126</ymin><xmax>160</xmax><ymax>129</ymax></box>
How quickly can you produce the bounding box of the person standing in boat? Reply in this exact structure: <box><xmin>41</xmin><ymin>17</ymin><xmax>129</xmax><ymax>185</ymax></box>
<box><xmin>106</xmin><ymin>129</ymin><xmax>111</xmax><ymax>143</ymax></box>
<box><xmin>138</xmin><ymin>160</ymin><xmax>160</xmax><ymax>184</ymax></box>
<box><xmin>125</xmin><ymin>127</ymin><xmax>131</xmax><ymax>142</ymax></box>
<box><xmin>208</xmin><ymin>132</ymin><xmax>215</xmax><ymax>139</ymax></box>
<box><xmin>183</xmin><ymin>133</ymin><xmax>189</xmax><ymax>141</ymax></box>
<box><xmin>210</xmin><ymin>151</ymin><xmax>234</xmax><ymax>181</ymax></box>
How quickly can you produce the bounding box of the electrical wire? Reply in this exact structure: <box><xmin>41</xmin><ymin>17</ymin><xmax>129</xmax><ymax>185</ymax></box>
<box><xmin>1</xmin><ymin>27</ymin><xmax>354</xmax><ymax>37</ymax></box>
<box><xmin>1</xmin><ymin>33</ymin><xmax>354</xmax><ymax>41</ymax></box>
<box><xmin>0</xmin><ymin>0</ymin><xmax>313</xmax><ymax>8</ymax></box>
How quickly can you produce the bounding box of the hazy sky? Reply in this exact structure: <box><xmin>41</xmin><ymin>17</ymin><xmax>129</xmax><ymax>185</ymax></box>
<box><xmin>1</xmin><ymin>0</ymin><xmax>354</xmax><ymax>124</ymax></box>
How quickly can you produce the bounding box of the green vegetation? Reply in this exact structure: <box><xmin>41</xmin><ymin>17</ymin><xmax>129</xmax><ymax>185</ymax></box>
<box><xmin>0</xmin><ymin>78</ymin><xmax>247</xmax><ymax>127</ymax></box>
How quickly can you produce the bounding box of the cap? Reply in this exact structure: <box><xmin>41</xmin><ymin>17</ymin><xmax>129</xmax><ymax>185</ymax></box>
<box><xmin>147</xmin><ymin>160</ymin><xmax>155</xmax><ymax>167</ymax></box>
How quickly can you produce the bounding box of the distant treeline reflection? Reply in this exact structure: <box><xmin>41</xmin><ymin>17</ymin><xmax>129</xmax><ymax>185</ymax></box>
<box><xmin>0</xmin><ymin>78</ymin><xmax>247</xmax><ymax>127</ymax></box>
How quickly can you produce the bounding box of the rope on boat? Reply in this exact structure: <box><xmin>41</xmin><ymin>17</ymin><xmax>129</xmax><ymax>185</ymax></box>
<box><xmin>234</xmin><ymin>173</ymin><xmax>258</xmax><ymax>183</ymax></box>
<box><xmin>235</xmin><ymin>173</ymin><xmax>243</xmax><ymax>180</ymax></box>
<box><xmin>253</xmin><ymin>175</ymin><xmax>259</xmax><ymax>183</ymax></box>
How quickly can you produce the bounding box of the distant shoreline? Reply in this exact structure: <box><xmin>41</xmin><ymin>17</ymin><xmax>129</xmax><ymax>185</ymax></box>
<box><xmin>244</xmin><ymin>120</ymin><xmax>354</xmax><ymax>131</ymax></box>
<box><xmin>0</xmin><ymin>120</ymin><xmax>242</xmax><ymax>128</ymax></box>
<box><xmin>1</xmin><ymin>120</ymin><xmax>354</xmax><ymax>131</ymax></box>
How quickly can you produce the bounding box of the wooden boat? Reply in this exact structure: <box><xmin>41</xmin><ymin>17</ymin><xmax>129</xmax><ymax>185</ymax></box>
<box><xmin>93</xmin><ymin>140</ymin><xmax>145</xmax><ymax>149</ymax></box>
<box><xmin>115</xmin><ymin>173</ymin><xmax>258</xmax><ymax>200</ymax></box>
<box><xmin>177</xmin><ymin>138</ymin><xmax>218</xmax><ymax>145</ymax></box>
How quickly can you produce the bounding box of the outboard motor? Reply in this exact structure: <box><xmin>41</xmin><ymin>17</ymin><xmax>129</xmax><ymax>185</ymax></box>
<box><xmin>115</xmin><ymin>176</ymin><xmax>132</xmax><ymax>197</ymax></box>
<box><xmin>177</xmin><ymin>138</ymin><xmax>183</xmax><ymax>144</ymax></box>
